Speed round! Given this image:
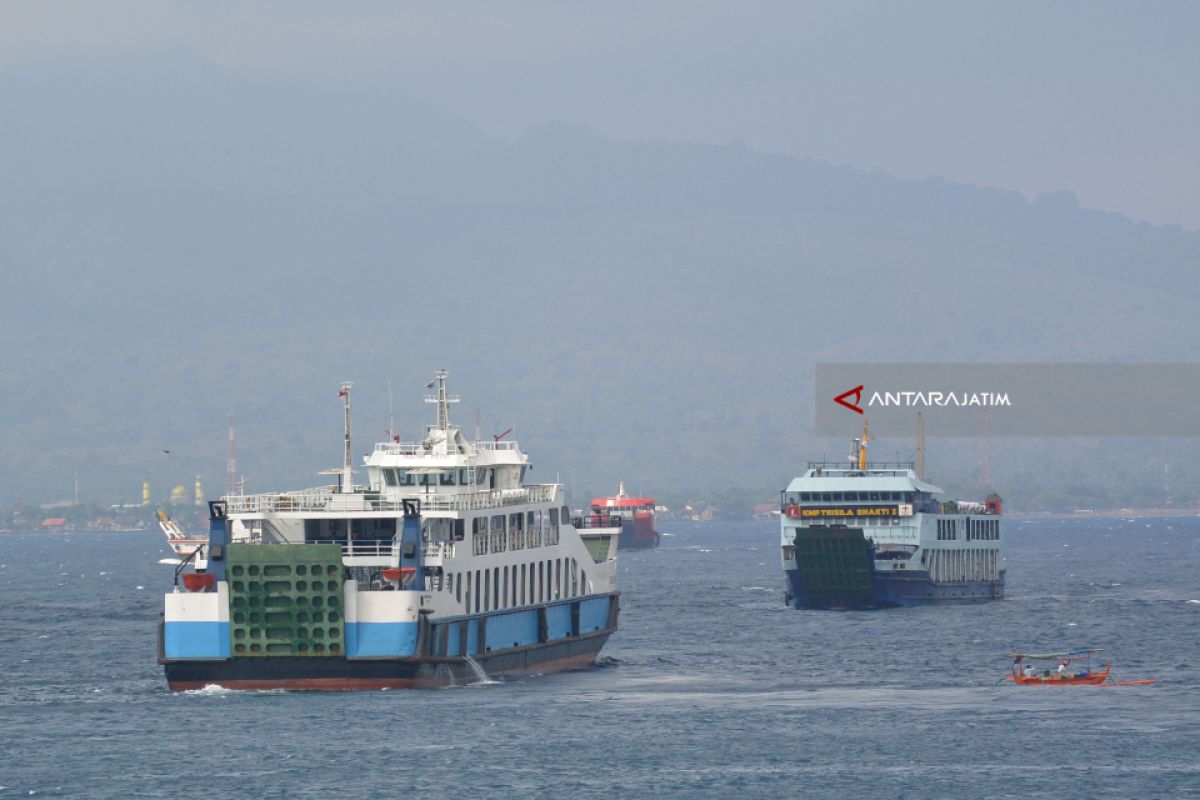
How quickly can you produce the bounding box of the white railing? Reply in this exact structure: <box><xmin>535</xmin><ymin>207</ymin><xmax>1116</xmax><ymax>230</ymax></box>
<box><xmin>224</xmin><ymin>484</ymin><xmax>556</xmax><ymax>516</ymax></box>
<box><xmin>305</xmin><ymin>539</ymin><xmax>396</xmax><ymax>558</ymax></box>
<box><xmin>372</xmin><ymin>443</ymin><xmax>424</xmax><ymax>455</ymax></box>
<box><xmin>302</xmin><ymin>539</ymin><xmax>455</xmax><ymax>560</ymax></box>
<box><xmin>472</xmin><ymin>440</ymin><xmax>520</xmax><ymax>451</ymax></box>
<box><xmin>423</xmin><ymin>542</ymin><xmax>455</xmax><ymax>560</ymax></box>
<box><xmin>375</xmin><ymin>485</ymin><xmax>556</xmax><ymax>512</ymax></box>
<box><xmin>224</xmin><ymin>486</ymin><xmax>337</xmax><ymax>514</ymax></box>
<box><xmin>371</xmin><ymin>439</ymin><xmax>521</xmax><ymax>455</ymax></box>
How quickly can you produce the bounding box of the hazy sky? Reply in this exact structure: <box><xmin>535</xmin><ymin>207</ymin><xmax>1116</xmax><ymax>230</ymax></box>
<box><xmin>2</xmin><ymin>1</ymin><xmax>1197</xmax><ymax>229</ymax></box>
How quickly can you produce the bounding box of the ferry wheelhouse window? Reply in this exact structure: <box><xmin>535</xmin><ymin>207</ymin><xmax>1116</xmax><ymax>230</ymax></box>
<box><xmin>549</xmin><ymin>508</ymin><xmax>559</xmax><ymax>525</ymax></box>
<box><xmin>439</xmin><ymin>470</ymin><xmax>456</xmax><ymax>486</ymax></box>
<box><xmin>382</xmin><ymin>468</ymin><xmax>397</xmax><ymax>487</ymax></box>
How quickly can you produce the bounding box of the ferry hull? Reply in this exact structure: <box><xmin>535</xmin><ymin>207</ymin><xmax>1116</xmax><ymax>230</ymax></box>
<box><xmin>784</xmin><ymin>566</ymin><xmax>1005</xmax><ymax>610</ymax></box>
<box><xmin>161</xmin><ymin>625</ymin><xmax>615</xmax><ymax>691</ymax></box>
<box><xmin>873</xmin><ymin>569</ymin><xmax>1005</xmax><ymax>607</ymax></box>
<box><xmin>617</xmin><ymin>515</ymin><xmax>659</xmax><ymax>550</ymax></box>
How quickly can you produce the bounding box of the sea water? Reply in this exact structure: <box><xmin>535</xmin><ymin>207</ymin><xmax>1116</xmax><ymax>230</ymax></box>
<box><xmin>1</xmin><ymin>517</ymin><xmax>1197</xmax><ymax>798</ymax></box>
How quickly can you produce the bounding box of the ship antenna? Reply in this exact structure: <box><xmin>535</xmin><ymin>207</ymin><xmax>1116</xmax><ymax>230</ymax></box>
<box><xmin>858</xmin><ymin>419</ymin><xmax>869</xmax><ymax>470</ymax></box>
<box><xmin>338</xmin><ymin>382</ymin><xmax>353</xmax><ymax>493</ymax></box>
<box><xmin>226</xmin><ymin>412</ymin><xmax>237</xmax><ymax>496</ymax></box>
<box><xmin>916</xmin><ymin>411</ymin><xmax>926</xmax><ymax>480</ymax></box>
<box><xmin>424</xmin><ymin>369</ymin><xmax>460</xmax><ymax>431</ymax></box>
<box><xmin>387</xmin><ymin>380</ymin><xmax>397</xmax><ymax>442</ymax></box>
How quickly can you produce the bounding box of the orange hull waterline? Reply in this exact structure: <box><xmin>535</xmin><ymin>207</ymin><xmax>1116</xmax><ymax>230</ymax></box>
<box><xmin>1004</xmin><ymin>668</ymin><xmax>1112</xmax><ymax>686</ymax></box>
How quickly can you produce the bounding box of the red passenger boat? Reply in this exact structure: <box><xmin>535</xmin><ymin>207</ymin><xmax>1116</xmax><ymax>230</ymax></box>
<box><xmin>590</xmin><ymin>482</ymin><xmax>659</xmax><ymax>550</ymax></box>
<box><xmin>1001</xmin><ymin>648</ymin><xmax>1155</xmax><ymax>686</ymax></box>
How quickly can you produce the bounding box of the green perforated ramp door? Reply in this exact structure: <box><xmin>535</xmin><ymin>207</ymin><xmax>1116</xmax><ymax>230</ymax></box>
<box><xmin>793</xmin><ymin>527</ymin><xmax>875</xmax><ymax>602</ymax></box>
<box><xmin>227</xmin><ymin>544</ymin><xmax>345</xmax><ymax>657</ymax></box>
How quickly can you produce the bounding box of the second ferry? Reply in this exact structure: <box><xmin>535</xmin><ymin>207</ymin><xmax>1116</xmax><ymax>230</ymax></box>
<box><xmin>780</xmin><ymin>422</ymin><xmax>1004</xmax><ymax>609</ymax></box>
<box><xmin>159</xmin><ymin>371</ymin><xmax>621</xmax><ymax>690</ymax></box>
<box><xmin>586</xmin><ymin>483</ymin><xmax>660</xmax><ymax>550</ymax></box>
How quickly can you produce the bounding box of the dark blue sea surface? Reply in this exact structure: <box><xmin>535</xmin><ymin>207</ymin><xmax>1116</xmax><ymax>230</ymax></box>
<box><xmin>1</xmin><ymin>517</ymin><xmax>1198</xmax><ymax>798</ymax></box>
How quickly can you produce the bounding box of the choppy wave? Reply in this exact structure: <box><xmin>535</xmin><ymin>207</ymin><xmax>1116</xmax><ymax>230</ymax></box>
<box><xmin>1</xmin><ymin>520</ymin><xmax>1198</xmax><ymax>797</ymax></box>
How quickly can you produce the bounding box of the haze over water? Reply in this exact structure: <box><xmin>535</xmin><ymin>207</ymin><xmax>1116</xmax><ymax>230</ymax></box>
<box><xmin>2</xmin><ymin>516</ymin><xmax>1197</xmax><ymax>798</ymax></box>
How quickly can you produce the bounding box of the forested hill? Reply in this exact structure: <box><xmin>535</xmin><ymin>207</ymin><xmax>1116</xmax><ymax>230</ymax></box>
<box><xmin>2</xmin><ymin>52</ymin><xmax>1197</xmax><ymax>510</ymax></box>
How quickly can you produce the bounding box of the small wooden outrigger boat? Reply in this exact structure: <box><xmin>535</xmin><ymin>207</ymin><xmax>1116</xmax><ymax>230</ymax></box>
<box><xmin>1002</xmin><ymin>647</ymin><xmax>1155</xmax><ymax>687</ymax></box>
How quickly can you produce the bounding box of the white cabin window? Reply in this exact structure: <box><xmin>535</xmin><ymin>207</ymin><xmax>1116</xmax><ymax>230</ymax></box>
<box><xmin>491</xmin><ymin>515</ymin><xmax>506</xmax><ymax>553</ymax></box>
<box><xmin>472</xmin><ymin>517</ymin><xmax>488</xmax><ymax>556</ymax></box>
<box><xmin>382</xmin><ymin>469</ymin><xmax>397</xmax><ymax>487</ymax></box>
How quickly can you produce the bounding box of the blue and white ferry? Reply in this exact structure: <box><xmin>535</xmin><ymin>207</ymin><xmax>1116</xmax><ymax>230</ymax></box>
<box><xmin>159</xmin><ymin>371</ymin><xmax>621</xmax><ymax>690</ymax></box>
<box><xmin>780</xmin><ymin>423</ymin><xmax>1004</xmax><ymax>609</ymax></box>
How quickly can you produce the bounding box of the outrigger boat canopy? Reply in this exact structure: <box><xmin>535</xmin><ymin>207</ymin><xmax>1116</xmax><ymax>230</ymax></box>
<box><xmin>1010</xmin><ymin>647</ymin><xmax>1102</xmax><ymax>660</ymax></box>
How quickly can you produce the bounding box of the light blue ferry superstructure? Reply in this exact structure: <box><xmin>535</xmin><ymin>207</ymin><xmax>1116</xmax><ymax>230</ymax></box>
<box><xmin>160</xmin><ymin>371</ymin><xmax>620</xmax><ymax>690</ymax></box>
<box><xmin>780</xmin><ymin>427</ymin><xmax>1004</xmax><ymax>609</ymax></box>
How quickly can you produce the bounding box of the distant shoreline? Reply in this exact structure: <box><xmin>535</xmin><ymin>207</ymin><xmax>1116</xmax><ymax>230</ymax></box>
<box><xmin>1008</xmin><ymin>508</ymin><xmax>1200</xmax><ymax>519</ymax></box>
